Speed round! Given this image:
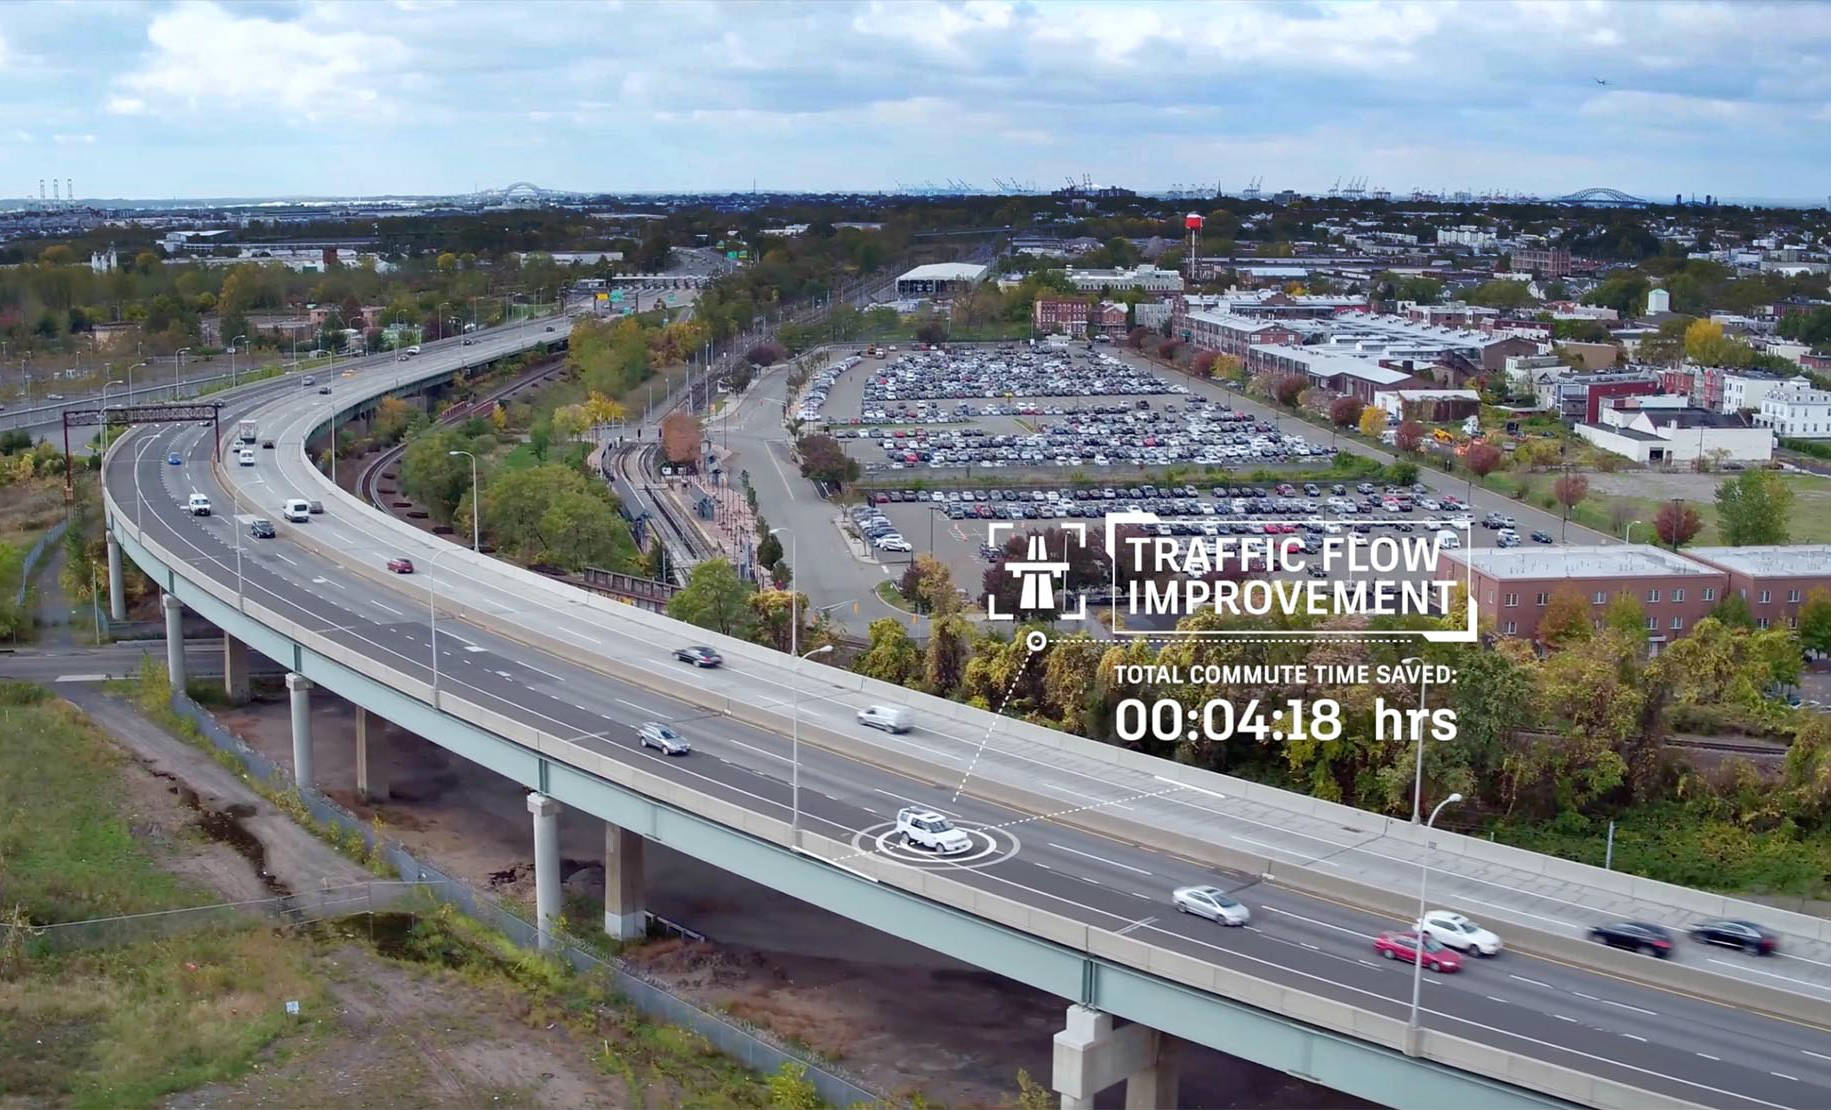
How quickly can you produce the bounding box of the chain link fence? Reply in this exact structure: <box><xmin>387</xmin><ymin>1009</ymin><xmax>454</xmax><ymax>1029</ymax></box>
<box><xmin>161</xmin><ymin>691</ymin><xmax>882</xmax><ymax>1107</ymax></box>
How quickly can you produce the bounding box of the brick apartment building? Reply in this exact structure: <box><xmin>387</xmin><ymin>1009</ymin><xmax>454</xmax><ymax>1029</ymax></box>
<box><xmin>1448</xmin><ymin>543</ymin><xmax>1831</xmax><ymax>649</ymax></box>
<box><xmin>1181</xmin><ymin>310</ymin><xmax>1300</xmax><ymax>358</ymax></box>
<box><xmin>1512</xmin><ymin>247</ymin><xmax>1573</xmax><ymax>279</ymax></box>
<box><xmin>1032</xmin><ymin>298</ymin><xmax>1091</xmax><ymax>334</ymax></box>
<box><xmin>1684</xmin><ymin>547</ymin><xmax>1830</xmax><ymax>632</ymax></box>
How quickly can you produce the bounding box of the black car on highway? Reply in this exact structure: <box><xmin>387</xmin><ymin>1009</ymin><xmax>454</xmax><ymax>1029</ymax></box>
<box><xmin>1588</xmin><ymin>920</ymin><xmax>1674</xmax><ymax>957</ymax></box>
<box><xmin>248</xmin><ymin>518</ymin><xmax>276</xmax><ymax>539</ymax></box>
<box><xmin>674</xmin><ymin>645</ymin><xmax>722</xmax><ymax>668</ymax></box>
<box><xmin>1689</xmin><ymin>919</ymin><xmax>1778</xmax><ymax>954</ymax></box>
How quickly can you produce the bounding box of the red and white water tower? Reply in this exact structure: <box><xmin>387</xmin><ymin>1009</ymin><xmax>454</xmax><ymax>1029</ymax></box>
<box><xmin>1184</xmin><ymin>212</ymin><xmax>1203</xmax><ymax>285</ymax></box>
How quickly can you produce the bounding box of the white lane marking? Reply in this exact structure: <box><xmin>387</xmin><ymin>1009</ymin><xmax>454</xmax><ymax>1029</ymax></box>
<box><xmin>870</xmin><ymin>787</ymin><xmax>955</xmax><ymax>815</ymax></box>
<box><xmin>1115</xmin><ymin>916</ymin><xmax>1157</xmax><ymax>937</ymax></box>
<box><xmin>615</xmin><ymin>698</ymin><xmax>665</xmax><ymax>716</ymax></box>
<box><xmin>495</xmin><ymin>670</ymin><xmax>512</xmax><ymax>679</ymax></box>
<box><xmin>1621</xmin><ymin>1033</ymin><xmax>1647</xmax><ymax>1042</ymax></box>
<box><xmin>1706</xmin><ymin>957</ymin><xmax>1829</xmax><ymax>989</ymax></box>
<box><xmin>1770</xmin><ymin>1072</ymin><xmax>1798</xmax><ymax>1082</ymax></box>
<box><xmin>521</xmin><ymin>663</ymin><xmax>563</xmax><ymax>681</ymax></box>
<box><xmin>1802</xmin><ymin>1049</ymin><xmax>1831</xmax><ymax>1061</ymax></box>
<box><xmin>370</xmin><ymin>601</ymin><xmax>402</xmax><ymax>616</ymax></box>
<box><xmin>1033</xmin><ymin>862</ymin><xmax>1052</xmax><ymax>870</ymax></box>
<box><xmin>1300</xmin><ymin>941</ymin><xmax>1320</xmax><ymax>951</ymax></box>
<box><xmin>1153</xmin><ymin>775</ymin><xmax>1227</xmax><ymax>803</ymax></box>
<box><xmin>1049</xmin><ymin>843</ymin><xmax>1151</xmax><ymax>875</ymax></box>
<box><xmin>1573</xmin><ymin>991</ymin><xmax>1597</xmax><ymax>1000</ymax></box>
<box><xmin>719</xmin><ymin>736</ymin><xmax>791</xmax><ymax>763</ymax></box>
<box><xmin>1447</xmin><ymin>896</ymin><xmax>1578</xmax><ymax>930</ymax></box>
<box><xmin>1508</xmin><ymin>974</ymin><xmax>1551</xmax><ymax>989</ymax></box>
<box><xmin>1554</xmin><ymin>1014</ymin><xmax>1577</xmax><ymax>1023</ymax></box>
<box><xmin>464</xmin><ymin>645</ymin><xmax>486</xmax><ymax>653</ymax></box>
<box><xmin>1359</xmin><ymin>959</ymin><xmax>1379</xmax><ymax>968</ymax></box>
<box><xmin>272</xmin><ymin>553</ymin><xmax>296</xmax><ymax>565</ymax></box>
<box><xmin>1697</xmin><ymin>1053</ymin><xmax>1720</xmax><ymax>1061</ymax></box>
<box><xmin>1262</xmin><ymin>905</ymin><xmax>1365</xmax><ymax>939</ymax></box>
<box><xmin>1599</xmin><ymin>998</ymin><xmax>1658</xmax><ymax>1017</ymax></box>
<box><xmin>54</xmin><ymin>674</ymin><xmax>109</xmax><ymax>682</ymax></box>
<box><xmin>1486</xmin><ymin>995</ymin><xmax>1508</xmax><ymax>1004</ymax></box>
<box><xmin>1128</xmin><ymin>891</ymin><xmax>1153</xmax><ymax>900</ymax></box>
<box><xmin>1077</xmin><ymin>875</ymin><xmax>1103</xmax><ymax>887</ymax></box>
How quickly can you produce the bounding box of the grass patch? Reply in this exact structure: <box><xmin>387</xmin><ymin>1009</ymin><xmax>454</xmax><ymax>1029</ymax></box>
<box><xmin>0</xmin><ymin>682</ymin><xmax>210</xmax><ymax>923</ymax></box>
<box><xmin>1489</xmin><ymin>803</ymin><xmax>1830</xmax><ymax>899</ymax></box>
<box><xmin>1481</xmin><ymin>470</ymin><xmax>1831</xmax><ymax>545</ymax></box>
<box><xmin>874</xmin><ymin>580</ymin><xmax>916</xmax><ymax>613</ymax></box>
<box><xmin>0</xmin><ymin>927</ymin><xmax>322</xmax><ymax>1110</ymax></box>
<box><xmin>0</xmin><ymin>474</ymin><xmax>72</xmax><ymax>552</ymax></box>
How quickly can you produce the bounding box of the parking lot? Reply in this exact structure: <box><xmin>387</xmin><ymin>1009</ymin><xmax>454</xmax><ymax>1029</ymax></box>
<box><xmin>807</xmin><ymin>344</ymin><xmax>1336</xmax><ymax>477</ymax></box>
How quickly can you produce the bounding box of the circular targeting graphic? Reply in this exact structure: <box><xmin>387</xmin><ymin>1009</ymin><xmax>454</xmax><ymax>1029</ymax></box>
<box><xmin>1024</xmin><ymin>629</ymin><xmax>1050</xmax><ymax>653</ymax></box>
<box><xmin>851</xmin><ymin>821</ymin><xmax>1020</xmax><ymax>870</ymax></box>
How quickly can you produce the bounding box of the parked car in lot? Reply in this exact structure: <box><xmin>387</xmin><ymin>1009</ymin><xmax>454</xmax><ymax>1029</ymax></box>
<box><xmin>857</xmin><ymin>704</ymin><xmax>913</xmax><ymax>733</ymax></box>
<box><xmin>895</xmin><ymin>807</ymin><xmax>971</xmax><ymax>854</ymax></box>
<box><xmin>1588</xmin><ymin>920</ymin><xmax>1674</xmax><ymax>957</ymax></box>
<box><xmin>1172</xmin><ymin>885</ymin><xmax>1250</xmax><ymax>925</ymax></box>
<box><xmin>1688</xmin><ymin>919</ymin><xmax>1777</xmax><ymax>954</ymax></box>
<box><xmin>1374</xmin><ymin>931</ymin><xmax>1462</xmax><ymax>973</ymax></box>
<box><xmin>1418</xmin><ymin>910</ymin><xmax>1501</xmax><ymax>956</ymax></box>
<box><xmin>386</xmin><ymin>557</ymin><xmax>415</xmax><ymax>574</ymax></box>
<box><xmin>674</xmin><ymin>645</ymin><xmax>723</xmax><ymax>668</ymax></box>
<box><xmin>638</xmin><ymin>721</ymin><xmax>691</xmax><ymax>756</ymax></box>
<box><xmin>248</xmin><ymin>518</ymin><xmax>276</xmax><ymax>539</ymax></box>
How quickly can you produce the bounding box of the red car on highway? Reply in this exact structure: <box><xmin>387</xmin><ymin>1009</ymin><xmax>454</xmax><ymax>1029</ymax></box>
<box><xmin>386</xmin><ymin>557</ymin><xmax>415</xmax><ymax>574</ymax></box>
<box><xmin>1374</xmin><ymin>931</ymin><xmax>1463</xmax><ymax>973</ymax></box>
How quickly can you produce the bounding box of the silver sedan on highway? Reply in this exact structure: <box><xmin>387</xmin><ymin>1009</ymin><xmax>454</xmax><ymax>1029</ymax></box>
<box><xmin>1172</xmin><ymin>885</ymin><xmax>1251</xmax><ymax>925</ymax></box>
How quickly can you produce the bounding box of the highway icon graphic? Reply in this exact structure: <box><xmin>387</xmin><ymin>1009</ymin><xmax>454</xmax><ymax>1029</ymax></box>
<box><xmin>986</xmin><ymin>522</ymin><xmax>1087</xmax><ymax>621</ymax></box>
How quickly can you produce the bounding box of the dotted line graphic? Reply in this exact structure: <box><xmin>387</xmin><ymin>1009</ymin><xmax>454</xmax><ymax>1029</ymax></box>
<box><xmin>976</xmin><ymin>784</ymin><xmax>1185</xmax><ymax>834</ymax></box>
<box><xmin>949</xmin><ymin>642</ymin><xmax>1038</xmax><ymax>804</ymax></box>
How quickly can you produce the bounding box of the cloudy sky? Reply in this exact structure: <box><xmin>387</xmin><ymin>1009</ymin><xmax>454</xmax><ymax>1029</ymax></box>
<box><xmin>2</xmin><ymin>0</ymin><xmax>1827</xmax><ymax>202</ymax></box>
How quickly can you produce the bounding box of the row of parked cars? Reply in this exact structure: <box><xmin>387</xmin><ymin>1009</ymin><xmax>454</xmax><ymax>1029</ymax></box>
<box><xmin>865</xmin><ymin>406</ymin><xmax>1335</xmax><ymax>471</ymax></box>
<box><xmin>859</xmin><ymin>349</ymin><xmax>1180</xmax><ymax>404</ymax></box>
<box><xmin>846</xmin><ymin>504</ymin><xmax>914</xmax><ymax>552</ymax></box>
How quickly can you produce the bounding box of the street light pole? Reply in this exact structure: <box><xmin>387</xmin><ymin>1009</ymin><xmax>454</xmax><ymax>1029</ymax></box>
<box><xmin>229</xmin><ymin>335</ymin><xmax>247</xmax><ymax>387</ymax></box>
<box><xmin>129</xmin><ymin>361</ymin><xmax>147</xmax><ymax>404</ymax></box>
<box><xmin>1409</xmin><ymin>792</ymin><xmax>1463</xmax><ymax>1052</ymax></box>
<box><xmin>449</xmin><ymin>450</ymin><xmax>480</xmax><ymax>552</ymax></box>
<box><xmin>1402</xmin><ymin>655</ymin><xmax>1429</xmax><ymax>823</ymax></box>
<box><xmin>1624</xmin><ymin>520</ymin><xmax>1645</xmax><ymax>544</ymax></box>
<box><xmin>174</xmin><ymin>347</ymin><xmax>191</xmax><ymax>401</ymax></box>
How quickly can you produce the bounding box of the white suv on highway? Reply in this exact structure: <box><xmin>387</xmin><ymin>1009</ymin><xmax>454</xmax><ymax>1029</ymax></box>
<box><xmin>895</xmin><ymin>807</ymin><xmax>972</xmax><ymax>854</ymax></box>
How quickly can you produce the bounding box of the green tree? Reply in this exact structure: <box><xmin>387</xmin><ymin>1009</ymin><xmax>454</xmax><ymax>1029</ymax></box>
<box><xmin>1714</xmin><ymin>470</ymin><xmax>1793</xmax><ymax>545</ymax></box>
<box><xmin>1465</xmin><ymin>279</ymin><xmax>1536</xmax><ymax>310</ymax></box>
<box><xmin>398</xmin><ymin>429</ymin><xmax>471</xmax><ymax>522</ymax></box>
<box><xmin>854</xmin><ymin>618</ymin><xmax>922</xmax><ymax>687</ymax></box>
<box><xmin>1602</xmin><ymin>592</ymin><xmax>1649</xmax><ymax>644</ymax></box>
<box><xmin>539</xmin><ymin>489</ymin><xmax>636</xmax><ymax>571</ymax></box>
<box><xmin>1799</xmin><ymin>588</ymin><xmax>1830</xmax><ymax>657</ymax></box>
<box><xmin>923</xmin><ymin>614</ymin><xmax>973</xmax><ymax>697</ymax></box>
<box><xmin>1711</xmin><ymin>589</ymin><xmax>1756</xmax><ymax>629</ymax></box>
<box><xmin>1583</xmin><ymin>272</ymin><xmax>1650</xmax><ymax>318</ymax></box>
<box><xmin>667</xmin><ymin>558</ymin><xmax>756</xmax><ymax>639</ymax></box>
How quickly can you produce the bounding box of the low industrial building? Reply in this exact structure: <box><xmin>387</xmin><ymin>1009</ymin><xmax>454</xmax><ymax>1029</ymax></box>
<box><xmin>1062</xmin><ymin>264</ymin><xmax>1184</xmax><ymax>293</ymax></box>
<box><xmin>1573</xmin><ymin>405</ymin><xmax>1773</xmax><ymax>464</ymax></box>
<box><xmin>1372</xmin><ymin>389</ymin><xmax>1482</xmax><ymax>422</ymax></box>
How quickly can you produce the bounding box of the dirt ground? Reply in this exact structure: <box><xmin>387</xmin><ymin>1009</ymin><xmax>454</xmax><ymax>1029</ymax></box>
<box><xmin>213</xmin><ymin>681</ymin><xmax>1370</xmax><ymax>1109</ymax></box>
<box><xmin>162</xmin><ymin>940</ymin><xmax>628</xmax><ymax>1110</ymax></box>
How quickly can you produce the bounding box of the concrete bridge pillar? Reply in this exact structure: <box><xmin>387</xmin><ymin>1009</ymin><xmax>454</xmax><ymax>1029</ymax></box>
<box><xmin>604</xmin><ymin>820</ymin><xmax>646</xmax><ymax>941</ymax></box>
<box><xmin>106</xmin><ymin>532</ymin><xmax>126</xmax><ymax>621</ymax></box>
<box><xmin>1052</xmin><ymin>1005</ymin><xmax>1179</xmax><ymax>1110</ymax></box>
<box><xmin>354</xmin><ymin>706</ymin><xmax>390</xmax><ymax>803</ymax></box>
<box><xmin>528</xmin><ymin>792</ymin><xmax>562</xmax><ymax>949</ymax></box>
<box><xmin>162</xmin><ymin>593</ymin><xmax>185</xmax><ymax>690</ymax></box>
<box><xmin>223</xmin><ymin>634</ymin><xmax>251</xmax><ymax>705</ymax></box>
<box><xmin>286</xmin><ymin>673</ymin><xmax>314</xmax><ymax>790</ymax></box>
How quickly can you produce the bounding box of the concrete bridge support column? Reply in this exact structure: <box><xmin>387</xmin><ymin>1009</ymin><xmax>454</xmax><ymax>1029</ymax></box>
<box><xmin>106</xmin><ymin>533</ymin><xmax>126</xmax><ymax>621</ymax></box>
<box><xmin>1052</xmin><ymin>1005</ymin><xmax>1179</xmax><ymax>1110</ymax></box>
<box><xmin>286</xmin><ymin>673</ymin><xmax>314</xmax><ymax>790</ymax></box>
<box><xmin>162</xmin><ymin>594</ymin><xmax>186</xmax><ymax>690</ymax></box>
<box><xmin>223</xmin><ymin>635</ymin><xmax>251</xmax><ymax>705</ymax></box>
<box><xmin>528</xmin><ymin>793</ymin><xmax>562</xmax><ymax>949</ymax></box>
<box><xmin>354</xmin><ymin>707</ymin><xmax>390</xmax><ymax>803</ymax></box>
<box><xmin>604</xmin><ymin>821</ymin><xmax>646</xmax><ymax>941</ymax></box>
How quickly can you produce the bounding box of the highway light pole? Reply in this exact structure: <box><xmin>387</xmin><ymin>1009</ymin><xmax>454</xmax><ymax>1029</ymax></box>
<box><xmin>425</xmin><ymin>548</ymin><xmax>463</xmax><ymax>710</ymax></box>
<box><xmin>174</xmin><ymin>347</ymin><xmax>191</xmax><ymax>402</ymax></box>
<box><xmin>1402</xmin><ymin>655</ymin><xmax>1429</xmax><ymax>824</ymax></box>
<box><xmin>1409</xmin><ymin>792</ymin><xmax>1463</xmax><ymax>1053</ymax></box>
<box><xmin>100</xmin><ymin>379</ymin><xmax>124</xmax><ymax>457</ymax></box>
<box><xmin>129</xmin><ymin>361</ymin><xmax>147</xmax><ymax>404</ymax></box>
<box><xmin>792</xmin><ymin>644</ymin><xmax>833</xmax><ymax>847</ymax></box>
<box><xmin>1624</xmin><ymin>520</ymin><xmax>1645</xmax><ymax>543</ymax></box>
<box><xmin>449</xmin><ymin>450</ymin><xmax>480</xmax><ymax>552</ymax></box>
<box><xmin>229</xmin><ymin>335</ymin><xmax>247</xmax><ymax>388</ymax></box>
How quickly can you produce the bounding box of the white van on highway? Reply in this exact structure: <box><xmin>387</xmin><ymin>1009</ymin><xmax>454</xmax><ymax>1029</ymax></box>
<box><xmin>237</xmin><ymin>449</ymin><xmax>255</xmax><ymax>466</ymax></box>
<box><xmin>857</xmin><ymin>705</ymin><xmax>913</xmax><ymax>733</ymax></box>
<box><xmin>282</xmin><ymin>499</ymin><xmax>310</xmax><ymax>523</ymax></box>
<box><xmin>186</xmin><ymin>493</ymin><xmax>212</xmax><ymax>516</ymax></box>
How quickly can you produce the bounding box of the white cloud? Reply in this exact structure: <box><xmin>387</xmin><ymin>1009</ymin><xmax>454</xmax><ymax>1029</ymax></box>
<box><xmin>52</xmin><ymin>132</ymin><xmax>97</xmax><ymax>144</ymax></box>
<box><xmin>110</xmin><ymin>1</ymin><xmax>403</xmax><ymax>121</ymax></box>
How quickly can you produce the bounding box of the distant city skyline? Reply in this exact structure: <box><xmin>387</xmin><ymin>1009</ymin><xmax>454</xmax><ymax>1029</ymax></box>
<box><xmin>2</xmin><ymin>0</ymin><xmax>1827</xmax><ymax>202</ymax></box>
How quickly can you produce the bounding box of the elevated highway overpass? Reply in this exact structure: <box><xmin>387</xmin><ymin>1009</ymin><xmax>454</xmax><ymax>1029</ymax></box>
<box><xmin>100</xmin><ymin>319</ymin><xmax>1830</xmax><ymax>1110</ymax></box>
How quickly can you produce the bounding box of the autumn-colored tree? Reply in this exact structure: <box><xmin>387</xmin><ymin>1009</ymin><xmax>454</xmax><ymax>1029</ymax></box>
<box><xmin>1211</xmin><ymin>354</ymin><xmax>1244</xmax><ymax>382</ymax></box>
<box><xmin>1394</xmin><ymin>420</ymin><xmax>1425</xmax><ymax>453</ymax></box>
<box><xmin>1654</xmin><ymin>500</ymin><xmax>1702</xmax><ymax>549</ymax></box>
<box><xmin>855</xmin><ymin>618</ymin><xmax>922</xmax><ymax>687</ymax></box>
<box><xmin>1684</xmin><ymin>318</ymin><xmax>1752</xmax><ymax>370</ymax></box>
<box><xmin>1552</xmin><ymin>471</ymin><xmax>1589</xmax><ymax>541</ymax></box>
<box><xmin>661</xmin><ymin>410</ymin><xmax>702</xmax><ymax>465</ymax></box>
<box><xmin>1272</xmin><ymin>374</ymin><xmax>1306</xmax><ymax>407</ymax></box>
<box><xmin>1328</xmin><ymin>395</ymin><xmax>1364</xmax><ymax>429</ymax></box>
<box><xmin>1463</xmin><ymin>440</ymin><xmax>1502</xmax><ymax>499</ymax></box>
<box><xmin>488</xmin><ymin>402</ymin><xmax>508</xmax><ymax>432</ymax></box>
<box><xmin>551</xmin><ymin>404</ymin><xmax>589</xmax><ymax>442</ymax></box>
<box><xmin>1357</xmin><ymin>405</ymin><xmax>1385</xmax><ymax>439</ymax></box>
<box><xmin>1538</xmin><ymin>585</ymin><xmax>1593</xmax><ymax>647</ymax></box>
<box><xmin>1192</xmin><ymin>351</ymin><xmax>1218</xmax><ymax>377</ymax></box>
<box><xmin>1125</xmin><ymin>326</ymin><xmax>1150</xmax><ymax>349</ymax></box>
